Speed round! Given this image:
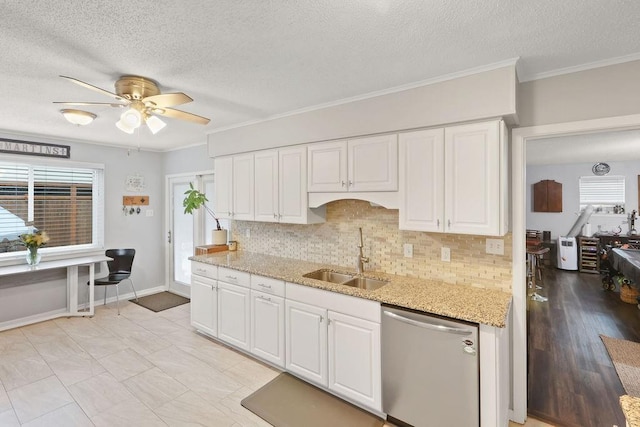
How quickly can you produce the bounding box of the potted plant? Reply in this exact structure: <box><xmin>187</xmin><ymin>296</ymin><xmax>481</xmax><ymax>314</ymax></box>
<box><xmin>182</xmin><ymin>183</ymin><xmax>227</xmax><ymax>245</ymax></box>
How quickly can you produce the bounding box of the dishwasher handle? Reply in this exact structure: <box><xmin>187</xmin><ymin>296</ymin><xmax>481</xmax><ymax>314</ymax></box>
<box><xmin>383</xmin><ymin>310</ymin><xmax>472</xmax><ymax>336</ymax></box>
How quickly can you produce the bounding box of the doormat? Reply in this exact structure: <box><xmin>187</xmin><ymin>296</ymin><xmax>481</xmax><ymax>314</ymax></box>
<box><xmin>601</xmin><ymin>335</ymin><xmax>640</xmax><ymax>396</ymax></box>
<box><xmin>130</xmin><ymin>291</ymin><xmax>189</xmax><ymax>313</ymax></box>
<box><xmin>241</xmin><ymin>372</ymin><xmax>384</xmax><ymax>427</ymax></box>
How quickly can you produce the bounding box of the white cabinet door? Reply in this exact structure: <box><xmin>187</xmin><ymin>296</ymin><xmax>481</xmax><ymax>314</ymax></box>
<box><xmin>444</xmin><ymin>121</ymin><xmax>502</xmax><ymax>235</ymax></box>
<box><xmin>399</xmin><ymin>129</ymin><xmax>445</xmax><ymax>232</ymax></box>
<box><xmin>191</xmin><ymin>275</ymin><xmax>217</xmax><ymax>336</ymax></box>
<box><xmin>348</xmin><ymin>135</ymin><xmax>398</xmax><ymax>192</ymax></box>
<box><xmin>250</xmin><ymin>291</ymin><xmax>285</xmax><ymax>367</ymax></box>
<box><xmin>328</xmin><ymin>311</ymin><xmax>381</xmax><ymax>411</ymax></box>
<box><xmin>254</xmin><ymin>150</ymin><xmax>279</xmax><ymax>223</ymax></box>
<box><xmin>217</xmin><ymin>281</ymin><xmax>251</xmax><ymax>351</ymax></box>
<box><xmin>285</xmin><ymin>299</ymin><xmax>328</xmax><ymax>386</ymax></box>
<box><xmin>232</xmin><ymin>154</ymin><xmax>255</xmax><ymax>221</ymax></box>
<box><xmin>279</xmin><ymin>146</ymin><xmax>308</xmax><ymax>224</ymax></box>
<box><xmin>307</xmin><ymin>141</ymin><xmax>348</xmax><ymax>192</ymax></box>
<box><xmin>213</xmin><ymin>156</ymin><xmax>233</xmax><ymax>220</ymax></box>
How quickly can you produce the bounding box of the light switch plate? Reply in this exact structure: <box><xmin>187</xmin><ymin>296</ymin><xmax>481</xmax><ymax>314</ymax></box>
<box><xmin>403</xmin><ymin>243</ymin><xmax>413</xmax><ymax>258</ymax></box>
<box><xmin>486</xmin><ymin>238</ymin><xmax>505</xmax><ymax>255</ymax></box>
<box><xmin>441</xmin><ymin>247</ymin><xmax>451</xmax><ymax>262</ymax></box>
<box><xmin>145</xmin><ymin>209</ymin><xmax>154</xmax><ymax>217</ymax></box>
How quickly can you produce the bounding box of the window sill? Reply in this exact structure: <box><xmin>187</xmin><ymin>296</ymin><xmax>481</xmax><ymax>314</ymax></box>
<box><xmin>0</xmin><ymin>248</ymin><xmax>105</xmax><ymax>268</ymax></box>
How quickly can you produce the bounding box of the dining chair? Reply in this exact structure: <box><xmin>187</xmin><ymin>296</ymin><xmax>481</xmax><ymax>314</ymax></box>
<box><xmin>87</xmin><ymin>248</ymin><xmax>138</xmax><ymax>315</ymax></box>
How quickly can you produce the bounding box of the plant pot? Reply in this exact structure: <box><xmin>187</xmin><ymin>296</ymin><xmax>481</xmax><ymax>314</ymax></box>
<box><xmin>212</xmin><ymin>229</ymin><xmax>228</xmax><ymax>245</ymax></box>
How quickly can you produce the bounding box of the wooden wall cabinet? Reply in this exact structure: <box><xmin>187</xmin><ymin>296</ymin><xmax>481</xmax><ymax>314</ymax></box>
<box><xmin>533</xmin><ymin>180</ymin><xmax>562</xmax><ymax>212</ymax></box>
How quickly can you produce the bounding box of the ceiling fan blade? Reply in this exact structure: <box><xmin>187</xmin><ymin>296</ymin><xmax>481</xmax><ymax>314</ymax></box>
<box><xmin>143</xmin><ymin>92</ymin><xmax>193</xmax><ymax>108</ymax></box>
<box><xmin>59</xmin><ymin>75</ymin><xmax>129</xmax><ymax>103</ymax></box>
<box><xmin>53</xmin><ymin>101</ymin><xmax>127</xmax><ymax>107</ymax></box>
<box><xmin>153</xmin><ymin>107</ymin><xmax>210</xmax><ymax>125</ymax></box>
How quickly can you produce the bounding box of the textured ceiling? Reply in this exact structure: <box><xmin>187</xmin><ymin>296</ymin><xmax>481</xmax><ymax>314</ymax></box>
<box><xmin>2</xmin><ymin>1</ymin><xmax>640</xmax><ymax>151</ymax></box>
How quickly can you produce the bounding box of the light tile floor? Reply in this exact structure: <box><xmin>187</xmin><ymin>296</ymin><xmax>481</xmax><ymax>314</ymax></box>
<box><xmin>0</xmin><ymin>300</ymin><xmax>555</xmax><ymax>426</ymax></box>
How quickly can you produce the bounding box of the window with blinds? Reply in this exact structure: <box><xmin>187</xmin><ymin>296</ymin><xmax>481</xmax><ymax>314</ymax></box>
<box><xmin>579</xmin><ymin>175</ymin><xmax>626</xmax><ymax>214</ymax></box>
<box><xmin>0</xmin><ymin>160</ymin><xmax>103</xmax><ymax>256</ymax></box>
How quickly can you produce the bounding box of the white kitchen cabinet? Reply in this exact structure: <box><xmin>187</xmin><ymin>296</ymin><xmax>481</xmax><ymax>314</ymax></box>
<box><xmin>250</xmin><ymin>290</ymin><xmax>285</xmax><ymax>367</ymax></box>
<box><xmin>399</xmin><ymin>128</ymin><xmax>445</xmax><ymax>232</ymax></box>
<box><xmin>213</xmin><ymin>154</ymin><xmax>254</xmax><ymax>220</ymax></box>
<box><xmin>213</xmin><ymin>156</ymin><xmax>233</xmax><ymax>220</ymax></box>
<box><xmin>308</xmin><ymin>135</ymin><xmax>397</xmax><ymax>193</ymax></box>
<box><xmin>328</xmin><ymin>310</ymin><xmax>381</xmax><ymax>411</ymax></box>
<box><xmin>217</xmin><ymin>281</ymin><xmax>251</xmax><ymax>351</ymax></box>
<box><xmin>285</xmin><ymin>299</ymin><xmax>328</xmax><ymax>387</ymax></box>
<box><xmin>190</xmin><ymin>262</ymin><xmax>217</xmax><ymax>337</ymax></box>
<box><xmin>399</xmin><ymin>120</ymin><xmax>507</xmax><ymax>236</ymax></box>
<box><xmin>254</xmin><ymin>147</ymin><xmax>325</xmax><ymax>224</ymax></box>
<box><xmin>232</xmin><ymin>154</ymin><xmax>254</xmax><ymax>221</ymax></box>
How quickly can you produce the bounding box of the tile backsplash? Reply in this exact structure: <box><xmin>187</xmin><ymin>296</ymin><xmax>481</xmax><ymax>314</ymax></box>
<box><xmin>232</xmin><ymin>199</ymin><xmax>512</xmax><ymax>291</ymax></box>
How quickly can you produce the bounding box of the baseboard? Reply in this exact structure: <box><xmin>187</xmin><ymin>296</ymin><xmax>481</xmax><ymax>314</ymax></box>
<box><xmin>0</xmin><ymin>308</ymin><xmax>68</xmax><ymax>332</ymax></box>
<box><xmin>82</xmin><ymin>285</ymin><xmax>167</xmax><ymax>310</ymax></box>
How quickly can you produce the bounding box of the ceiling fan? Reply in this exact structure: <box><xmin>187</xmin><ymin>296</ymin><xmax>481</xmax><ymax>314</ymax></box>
<box><xmin>54</xmin><ymin>75</ymin><xmax>211</xmax><ymax>134</ymax></box>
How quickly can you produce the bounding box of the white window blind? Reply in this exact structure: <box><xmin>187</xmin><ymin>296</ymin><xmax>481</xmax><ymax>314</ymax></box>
<box><xmin>579</xmin><ymin>175</ymin><xmax>625</xmax><ymax>212</ymax></box>
<box><xmin>0</xmin><ymin>160</ymin><xmax>103</xmax><ymax>256</ymax></box>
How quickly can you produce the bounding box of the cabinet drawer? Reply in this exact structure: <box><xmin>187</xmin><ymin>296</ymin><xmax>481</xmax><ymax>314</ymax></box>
<box><xmin>218</xmin><ymin>267</ymin><xmax>251</xmax><ymax>287</ymax></box>
<box><xmin>191</xmin><ymin>262</ymin><xmax>217</xmax><ymax>279</ymax></box>
<box><xmin>251</xmin><ymin>275</ymin><xmax>285</xmax><ymax>297</ymax></box>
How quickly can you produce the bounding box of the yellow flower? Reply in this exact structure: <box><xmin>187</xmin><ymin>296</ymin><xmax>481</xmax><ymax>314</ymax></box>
<box><xmin>20</xmin><ymin>231</ymin><xmax>50</xmax><ymax>249</ymax></box>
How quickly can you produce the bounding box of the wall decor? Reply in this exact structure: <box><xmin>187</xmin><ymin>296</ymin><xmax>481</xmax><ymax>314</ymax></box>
<box><xmin>125</xmin><ymin>174</ymin><xmax>145</xmax><ymax>192</ymax></box>
<box><xmin>533</xmin><ymin>180</ymin><xmax>562</xmax><ymax>212</ymax></box>
<box><xmin>0</xmin><ymin>138</ymin><xmax>70</xmax><ymax>159</ymax></box>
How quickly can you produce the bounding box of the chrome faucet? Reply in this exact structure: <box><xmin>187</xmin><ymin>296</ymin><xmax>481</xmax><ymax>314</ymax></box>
<box><xmin>356</xmin><ymin>227</ymin><xmax>370</xmax><ymax>274</ymax></box>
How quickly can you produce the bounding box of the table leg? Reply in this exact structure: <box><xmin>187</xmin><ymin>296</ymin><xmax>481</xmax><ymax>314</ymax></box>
<box><xmin>88</xmin><ymin>263</ymin><xmax>95</xmax><ymax>316</ymax></box>
<box><xmin>68</xmin><ymin>265</ymin><xmax>78</xmax><ymax>315</ymax></box>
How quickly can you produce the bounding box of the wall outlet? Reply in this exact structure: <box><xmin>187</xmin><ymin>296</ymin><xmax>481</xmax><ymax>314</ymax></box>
<box><xmin>245</xmin><ymin>228</ymin><xmax>251</xmax><ymax>238</ymax></box>
<box><xmin>441</xmin><ymin>247</ymin><xmax>451</xmax><ymax>262</ymax></box>
<box><xmin>403</xmin><ymin>243</ymin><xmax>413</xmax><ymax>258</ymax></box>
<box><xmin>145</xmin><ymin>209</ymin><xmax>154</xmax><ymax>217</ymax></box>
<box><xmin>486</xmin><ymin>238</ymin><xmax>504</xmax><ymax>255</ymax></box>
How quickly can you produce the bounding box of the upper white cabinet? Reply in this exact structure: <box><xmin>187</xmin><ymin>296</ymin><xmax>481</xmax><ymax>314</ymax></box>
<box><xmin>399</xmin><ymin>120</ymin><xmax>507</xmax><ymax>236</ymax></box>
<box><xmin>213</xmin><ymin>154</ymin><xmax>254</xmax><ymax>221</ymax></box>
<box><xmin>308</xmin><ymin>135</ymin><xmax>398</xmax><ymax>193</ymax></box>
<box><xmin>254</xmin><ymin>147</ymin><xmax>325</xmax><ymax>224</ymax></box>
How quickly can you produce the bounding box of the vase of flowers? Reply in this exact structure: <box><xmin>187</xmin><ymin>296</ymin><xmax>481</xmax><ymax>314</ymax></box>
<box><xmin>20</xmin><ymin>231</ymin><xmax>49</xmax><ymax>266</ymax></box>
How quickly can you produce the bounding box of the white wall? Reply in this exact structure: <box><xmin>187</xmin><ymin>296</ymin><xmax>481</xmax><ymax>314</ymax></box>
<box><xmin>0</xmin><ymin>134</ymin><xmax>166</xmax><ymax>323</ymax></box>
<box><xmin>163</xmin><ymin>143</ymin><xmax>212</xmax><ymax>175</ymax></box>
<box><xmin>526</xmin><ymin>160</ymin><xmax>640</xmax><ymax>240</ymax></box>
<box><xmin>208</xmin><ymin>64</ymin><xmax>517</xmax><ymax>156</ymax></box>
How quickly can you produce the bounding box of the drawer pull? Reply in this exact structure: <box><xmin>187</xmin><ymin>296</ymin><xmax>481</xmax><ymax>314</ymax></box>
<box><xmin>226</xmin><ymin>275</ymin><xmax>237</xmax><ymax>280</ymax></box>
<box><xmin>196</xmin><ymin>268</ymin><xmax>206</xmax><ymax>273</ymax></box>
<box><xmin>258</xmin><ymin>295</ymin><xmax>272</xmax><ymax>302</ymax></box>
<box><xmin>259</xmin><ymin>283</ymin><xmax>272</xmax><ymax>289</ymax></box>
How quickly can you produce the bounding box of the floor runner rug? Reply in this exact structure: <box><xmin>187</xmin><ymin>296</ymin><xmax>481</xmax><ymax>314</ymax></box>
<box><xmin>601</xmin><ymin>334</ymin><xmax>640</xmax><ymax>396</ymax></box>
<box><xmin>241</xmin><ymin>372</ymin><xmax>385</xmax><ymax>427</ymax></box>
<box><xmin>130</xmin><ymin>291</ymin><xmax>189</xmax><ymax>312</ymax></box>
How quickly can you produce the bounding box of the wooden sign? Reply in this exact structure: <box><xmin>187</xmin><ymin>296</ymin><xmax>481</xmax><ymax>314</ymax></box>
<box><xmin>122</xmin><ymin>196</ymin><xmax>149</xmax><ymax>206</ymax></box>
<box><xmin>0</xmin><ymin>138</ymin><xmax>70</xmax><ymax>159</ymax></box>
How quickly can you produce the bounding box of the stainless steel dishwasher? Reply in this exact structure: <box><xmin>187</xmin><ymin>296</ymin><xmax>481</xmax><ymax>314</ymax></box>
<box><xmin>381</xmin><ymin>305</ymin><xmax>479</xmax><ymax>427</ymax></box>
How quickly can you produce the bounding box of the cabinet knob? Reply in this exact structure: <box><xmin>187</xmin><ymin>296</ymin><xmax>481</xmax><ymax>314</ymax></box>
<box><xmin>348</xmin><ymin>180</ymin><xmax>353</xmax><ymax>187</ymax></box>
<box><xmin>319</xmin><ymin>315</ymin><xmax>323</xmax><ymax>323</ymax></box>
<box><xmin>448</xmin><ymin>220</ymin><xmax>451</xmax><ymax>228</ymax></box>
<box><xmin>273</xmin><ymin>213</ymin><xmax>278</xmax><ymax>219</ymax></box>
<box><xmin>341</xmin><ymin>181</ymin><xmax>346</xmax><ymax>187</ymax></box>
<box><xmin>437</xmin><ymin>219</ymin><xmax>440</xmax><ymax>227</ymax></box>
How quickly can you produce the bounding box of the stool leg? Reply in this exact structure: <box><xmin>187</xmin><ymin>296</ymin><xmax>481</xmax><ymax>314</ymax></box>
<box><xmin>104</xmin><ymin>287</ymin><xmax>107</xmax><ymax>306</ymax></box>
<box><xmin>116</xmin><ymin>284</ymin><xmax>120</xmax><ymax>316</ymax></box>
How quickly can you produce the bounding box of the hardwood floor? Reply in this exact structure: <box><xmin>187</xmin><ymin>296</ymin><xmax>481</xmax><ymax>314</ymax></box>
<box><xmin>528</xmin><ymin>267</ymin><xmax>640</xmax><ymax>426</ymax></box>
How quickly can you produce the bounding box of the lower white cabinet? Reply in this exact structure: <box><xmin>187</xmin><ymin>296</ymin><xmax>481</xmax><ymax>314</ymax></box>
<box><xmin>328</xmin><ymin>311</ymin><xmax>381</xmax><ymax>411</ymax></box>
<box><xmin>285</xmin><ymin>299</ymin><xmax>328</xmax><ymax>386</ymax></box>
<box><xmin>250</xmin><ymin>290</ymin><xmax>285</xmax><ymax>367</ymax></box>
<box><xmin>285</xmin><ymin>285</ymin><xmax>382</xmax><ymax>412</ymax></box>
<box><xmin>191</xmin><ymin>275</ymin><xmax>217</xmax><ymax>336</ymax></box>
<box><xmin>217</xmin><ymin>281</ymin><xmax>251</xmax><ymax>351</ymax></box>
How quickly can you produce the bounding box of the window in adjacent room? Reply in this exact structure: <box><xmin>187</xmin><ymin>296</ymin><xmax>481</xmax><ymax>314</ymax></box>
<box><xmin>579</xmin><ymin>175</ymin><xmax>626</xmax><ymax>214</ymax></box>
<box><xmin>0</xmin><ymin>159</ymin><xmax>104</xmax><ymax>257</ymax></box>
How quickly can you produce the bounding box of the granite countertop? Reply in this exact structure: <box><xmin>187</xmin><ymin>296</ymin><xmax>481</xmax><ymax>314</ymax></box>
<box><xmin>621</xmin><ymin>395</ymin><xmax>640</xmax><ymax>427</ymax></box>
<box><xmin>190</xmin><ymin>251</ymin><xmax>512</xmax><ymax>327</ymax></box>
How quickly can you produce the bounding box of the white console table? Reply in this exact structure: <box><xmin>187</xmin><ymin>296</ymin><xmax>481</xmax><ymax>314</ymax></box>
<box><xmin>0</xmin><ymin>255</ymin><xmax>111</xmax><ymax>328</ymax></box>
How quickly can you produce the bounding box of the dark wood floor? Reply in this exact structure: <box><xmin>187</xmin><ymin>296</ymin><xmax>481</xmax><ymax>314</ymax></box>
<box><xmin>528</xmin><ymin>267</ymin><xmax>640</xmax><ymax>427</ymax></box>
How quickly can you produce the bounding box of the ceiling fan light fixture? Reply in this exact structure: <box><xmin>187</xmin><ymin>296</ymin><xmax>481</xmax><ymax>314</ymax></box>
<box><xmin>145</xmin><ymin>115</ymin><xmax>166</xmax><ymax>134</ymax></box>
<box><xmin>115</xmin><ymin>118</ymin><xmax>135</xmax><ymax>134</ymax></box>
<box><xmin>60</xmin><ymin>109</ymin><xmax>96</xmax><ymax>126</ymax></box>
<box><xmin>120</xmin><ymin>107</ymin><xmax>142</xmax><ymax>129</ymax></box>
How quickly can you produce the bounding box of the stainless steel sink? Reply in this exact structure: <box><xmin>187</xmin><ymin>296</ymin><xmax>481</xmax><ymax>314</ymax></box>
<box><xmin>303</xmin><ymin>269</ymin><xmax>388</xmax><ymax>291</ymax></box>
<box><xmin>342</xmin><ymin>276</ymin><xmax>388</xmax><ymax>291</ymax></box>
<box><xmin>303</xmin><ymin>269</ymin><xmax>354</xmax><ymax>284</ymax></box>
